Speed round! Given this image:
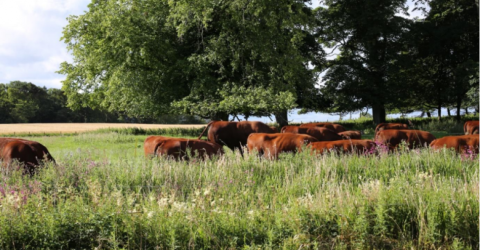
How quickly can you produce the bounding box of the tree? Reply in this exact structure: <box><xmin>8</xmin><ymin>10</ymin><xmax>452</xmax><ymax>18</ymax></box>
<box><xmin>59</xmin><ymin>0</ymin><xmax>323</xmax><ymax>126</ymax></box>
<box><xmin>411</xmin><ymin>0</ymin><xmax>479</xmax><ymax>120</ymax></box>
<box><xmin>314</xmin><ymin>0</ymin><xmax>412</xmax><ymax>124</ymax></box>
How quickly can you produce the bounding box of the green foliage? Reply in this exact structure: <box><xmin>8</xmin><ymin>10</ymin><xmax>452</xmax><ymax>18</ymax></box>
<box><xmin>314</xmin><ymin>0</ymin><xmax>411</xmax><ymax>124</ymax></box>
<box><xmin>60</xmin><ymin>0</ymin><xmax>323</xmax><ymax>120</ymax></box>
<box><xmin>0</xmin><ymin>133</ymin><xmax>477</xmax><ymax>249</ymax></box>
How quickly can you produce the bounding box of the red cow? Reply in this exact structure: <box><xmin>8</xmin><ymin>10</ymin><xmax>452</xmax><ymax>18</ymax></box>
<box><xmin>430</xmin><ymin>135</ymin><xmax>479</xmax><ymax>154</ymax></box>
<box><xmin>375</xmin><ymin>130</ymin><xmax>436</xmax><ymax>150</ymax></box>
<box><xmin>338</xmin><ymin>130</ymin><xmax>362</xmax><ymax>139</ymax></box>
<box><xmin>374</xmin><ymin>123</ymin><xmax>408</xmax><ymax>134</ymax></box>
<box><xmin>463</xmin><ymin>121</ymin><xmax>479</xmax><ymax>135</ymax></box>
<box><xmin>282</xmin><ymin>126</ymin><xmax>342</xmax><ymax>141</ymax></box>
<box><xmin>269</xmin><ymin>126</ymin><xmax>279</xmax><ymax>133</ymax></box>
<box><xmin>299</xmin><ymin>122</ymin><xmax>346</xmax><ymax>133</ymax></box>
<box><xmin>0</xmin><ymin>138</ymin><xmax>54</xmax><ymax>175</ymax></box>
<box><xmin>197</xmin><ymin>121</ymin><xmax>276</xmax><ymax>152</ymax></box>
<box><xmin>247</xmin><ymin>133</ymin><xmax>318</xmax><ymax>159</ymax></box>
<box><xmin>144</xmin><ymin>136</ymin><xmax>223</xmax><ymax>160</ymax></box>
<box><xmin>303</xmin><ymin>127</ymin><xmax>343</xmax><ymax>141</ymax></box>
<box><xmin>281</xmin><ymin>125</ymin><xmax>300</xmax><ymax>133</ymax></box>
<box><xmin>308</xmin><ymin>139</ymin><xmax>376</xmax><ymax>154</ymax></box>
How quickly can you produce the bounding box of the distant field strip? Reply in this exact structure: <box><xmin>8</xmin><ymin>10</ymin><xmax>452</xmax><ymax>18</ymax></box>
<box><xmin>0</xmin><ymin>123</ymin><xmax>205</xmax><ymax>134</ymax></box>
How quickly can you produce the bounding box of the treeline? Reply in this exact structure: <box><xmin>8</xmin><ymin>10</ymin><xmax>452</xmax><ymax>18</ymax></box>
<box><xmin>0</xmin><ymin>81</ymin><xmax>205</xmax><ymax>124</ymax></box>
<box><xmin>58</xmin><ymin>0</ymin><xmax>478</xmax><ymax>126</ymax></box>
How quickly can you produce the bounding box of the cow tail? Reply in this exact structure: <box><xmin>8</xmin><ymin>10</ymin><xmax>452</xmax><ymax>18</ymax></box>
<box><xmin>198</xmin><ymin>121</ymin><xmax>214</xmax><ymax>140</ymax></box>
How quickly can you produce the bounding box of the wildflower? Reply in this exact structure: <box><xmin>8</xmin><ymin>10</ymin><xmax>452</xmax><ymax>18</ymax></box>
<box><xmin>203</xmin><ymin>188</ymin><xmax>211</xmax><ymax>196</ymax></box>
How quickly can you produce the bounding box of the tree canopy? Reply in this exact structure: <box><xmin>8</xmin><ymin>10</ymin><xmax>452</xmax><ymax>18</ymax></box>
<box><xmin>59</xmin><ymin>0</ymin><xmax>324</xmax><ymax>126</ymax></box>
<box><xmin>59</xmin><ymin>0</ymin><xmax>478</xmax><ymax>124</ymax></box>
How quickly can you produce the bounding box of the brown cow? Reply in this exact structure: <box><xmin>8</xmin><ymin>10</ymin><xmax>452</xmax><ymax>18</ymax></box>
<box><xmin>0</xmin><ymin>139</ymin><xmax>52</xmax><ymax>175</ymax></box>
<box><xmin>15</xmin><ymin>139</ymin><xmax>55</xmax><ymax>163</ymax></box>
<box><xmin>144</xmin><ymin>136</ymin><xmax>223</xmax><ymax>160</ymax></box>
<box><xmin>247</xmin><ymin>133</ymin><xmax>318</xmax><ymax>159</ymax></box>
<box><xmin>282</xmin><ymin>126</ymin><xmax>342</xmax><ymax>141</ymax></box>
<box><xmin>463</xmin><ymin>121</ymin><xmax>479</xmax><ymax>135</ymax></box>
<box><xmin>308</xmin><ymin>139</ymin><xmax>376</xmax><ymax>154</ymax></box>
<box><xmin>374</xmin><ymin>130</ymin><xmax>436</xmax><ymax>150</ymax></box>
<box><xmin>281</xmin><ymin>125</ymin><xmax>300</xmax><ymax>133</ymax></box>
<box><xmin>269</xmin><ymin>126</ymin><xmax>279</xmax><ymax>133</ymax></box>
<box><xmin>197</xmin><ymin>121</ymin><xmax>276</xmax><ymax>152</ymax></box>
<box><xmin>299</xmin><ymin>122</ymin><xmax>346</xmax><ymax>133</ymax></box>
<box><xmin>338</xmin><ymin>130</ymin><xmax>362</xmax><ymax>139</ymax></box>
<box><xmin>430</xmin><ymin>135</ymin><xmax>479</xmax><ymax>154</ymax></box>
<box><xmin>303</xmin><ymin>127</ymin><xmax>343</xmax><ymax>141</ymax></box>
<box><xmin>374</xmin><ymin>123</ymin><xmax>408</xmax><ymax>134</ymax></box>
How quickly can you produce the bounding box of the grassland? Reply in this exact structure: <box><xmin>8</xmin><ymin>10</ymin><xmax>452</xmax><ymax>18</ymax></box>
<box><xmin>0</xmin><ymin>120</ymin><xmax>478</xmax><ymax>249</ymax></box>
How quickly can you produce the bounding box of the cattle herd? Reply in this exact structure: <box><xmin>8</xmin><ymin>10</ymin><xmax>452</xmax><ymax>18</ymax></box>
<box><xmin>0</xmin><ymin>120</ymin><xmax>478</xmax><ymax>174</ymax></box>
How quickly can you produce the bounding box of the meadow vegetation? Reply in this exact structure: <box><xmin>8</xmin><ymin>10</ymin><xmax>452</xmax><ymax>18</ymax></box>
<box><xmin>0</xmin><ymin>118</ymin><xmax>478</xmax><ymax>249</ymax></box>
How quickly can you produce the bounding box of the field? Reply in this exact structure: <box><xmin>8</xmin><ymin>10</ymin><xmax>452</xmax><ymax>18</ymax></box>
<box><xmin>0</xmin><ymin>123</ymin><xmax>205</xmax><ymax>135</ymax></box>
<box><xmin>0</xmin><ymin>122</ymin><xmax>478</xmax><ymax>249</ymax></box>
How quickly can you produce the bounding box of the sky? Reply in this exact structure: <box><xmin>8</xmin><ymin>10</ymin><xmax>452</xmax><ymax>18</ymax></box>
<box><xmin>0</xmin><ymin>0</ymin><xmax>426</xmax><ymax>122</ymax></box>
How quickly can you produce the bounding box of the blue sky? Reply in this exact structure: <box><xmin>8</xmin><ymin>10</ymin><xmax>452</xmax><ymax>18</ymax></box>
<box><xmin>0</xmin><ymin>0</ymin><xmax>426</xmax><ymax>122</ymax></box>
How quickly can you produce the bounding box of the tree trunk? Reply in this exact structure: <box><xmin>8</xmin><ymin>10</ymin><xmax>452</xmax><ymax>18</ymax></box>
<box><xmin>447</xmin><ymin>108</ymin><xmax>451</xmax><ymax>117</ymax></box>
<box><xmin>456</xmin><ymin>99</ymin><xmax>461</xmax><ymax>121</ymax></box>
<box><xmin>465</xmin><ymin>108</ymin><xmax>469</xmax><ymax>115</ymax></box>
<box><xmin>475</xmin><ymin>0</ymin><xmax>480</xmax><ymax>19</ymax></box>
<box><xmin>372</xmin><ymin>104</ymin><xmax>386</xmax><ymax>125</ymax></box>
<box><xmin>437</xmin><ymin>105</ymin><xmax>442</xmax><ymax>121</ymax></box>
<box><xmin>274</xmin><ymin>110</ymin><xmax>288</xmax><ymax>128</ymax></box>
<box><xmin>427</xmin><ymin>111</ymin><xmax>431</xmax><ymax>118</ymax></box>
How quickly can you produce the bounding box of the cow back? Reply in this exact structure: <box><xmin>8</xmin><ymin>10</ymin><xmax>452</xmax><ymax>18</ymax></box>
<box><xmin>338</xmin><ymin>130</ymin><xmax>362</xmax><ymax>139</ymax></box>
<box><xmin>375</xmin><ymin>123</ymin><xmax>408</xmax><ymax>134</ymax></box>
<box><xmin>247</xmin><ymin>133</ymin><xmax>317</xmax><ymax>159</ymax></box>
<box><xmin>304</xmin><ymin>127</ymin><xmax>342</xmax><ymax>141</ymax></box>
<box><xmin>430</xmin><ymin>135</ymin><xmax>479</xmax><ymax>153</ymax></box>
<box><xmin>375</xmin><ymin>129</ymin><xmax>435</xmax><ymax>149</ymax></box>
<box><xmin>309</xmin><ymin>139</ymin><xmax>375</xmax><ymax>154</ymax></box>
<box><xmin>281</xmin><ymin>125</ymin><xmax>300</xmax><ymax>133</ymax></box>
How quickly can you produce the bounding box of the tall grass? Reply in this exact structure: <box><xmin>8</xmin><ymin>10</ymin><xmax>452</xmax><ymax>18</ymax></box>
<box><xmin>0</xmin><ymin>132</ymin><xmax>477</xmax><ymax>249</ymax></box>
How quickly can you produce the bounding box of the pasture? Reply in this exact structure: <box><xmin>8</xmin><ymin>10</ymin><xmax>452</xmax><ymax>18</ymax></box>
<box><xmin>0</xmin><ymin>122</ymin><xmax>478</xmax><ymax>249</ymax></box>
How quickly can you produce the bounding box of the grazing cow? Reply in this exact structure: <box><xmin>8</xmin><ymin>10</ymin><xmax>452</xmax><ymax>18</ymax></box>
<box><xmin>375</xmin><ymin>130</ymin><xmax>436</xmax><ymax>150</ymax></box>
<box><xmin>338</xmin><ymin>130</ymin><xmax>362</xmax><ymax>139</ymax></box>
<box><xmin>281</xmin><ymin>125</ymin><xmax>300</xmax><ymax>133</ymax></box>
<box><xmin>299</xmin><ymin>122</ymin><xmax>346</xmax><ymax>133</ymax></box>
<box><xmin>16</xmin><ymin>139</ymin><xmax>55</xmax><ymax>163</ymax></box>
<box><xmin>247</xmin><ymin>133</ymin><xmax>318</xmax><ymax>159</ymax></box>
<box><xmin>463</xmin><ymin>121</ymin><xmax>479</xmax><ymax>135</ymax></box>
<box><xmin>282</xmin><ymin>126</ymin><xmax>342</xmax><ymax>141</ymax></box>
<box><xmin>0</xmin><ymin>138</ymin><xmax>54</xmax><ymax>174</ymax></box>
<box><xmin>197</xmin><ymin>121</ymin><xmax>276</xmax><ymax>152</ymax></box>
<box><xmin>430</xmin><ymin>135</ymin><xmax>479</xmax><ymax>154</ymax></box>
<box><xmin>303</xmin><ymin>127</ymin><xmax>343</xmax><ymax>141</ymax></box>
<box><xmin>308</xmin><ymin>139</ymin><xmax>376</xmax><ymax>154</ymax></box>
<box><xmin>269</xmin><ymin>126</ymin><xmax>279</xmax><ymax>133</ymax></box>
<box><xmin>144</xmin><ymin>136</ymin><xmax>223</xmax><ymax>160</ymax></box>
<box><xmin>374</xmin><ymin>123</ymin><xmax>408</xmax><ymax>134</ymax></box>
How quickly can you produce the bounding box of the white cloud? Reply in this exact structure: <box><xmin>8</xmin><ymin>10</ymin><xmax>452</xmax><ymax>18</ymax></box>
<box><xmin>0</xmin><ymin>0</ymin><xmax>89</xmax><ymax>88</ymax></box>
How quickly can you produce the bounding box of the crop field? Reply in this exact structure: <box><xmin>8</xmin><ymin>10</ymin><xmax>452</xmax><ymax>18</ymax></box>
<box><xmin>0</xmin><ymin>124</ymin><xmax>478</xmax><ymax>249</ymax></box>
<box><xmin>0</xmin><ymin>123</ymin><xmax>205</xmax><ymax>135</ymax></box>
